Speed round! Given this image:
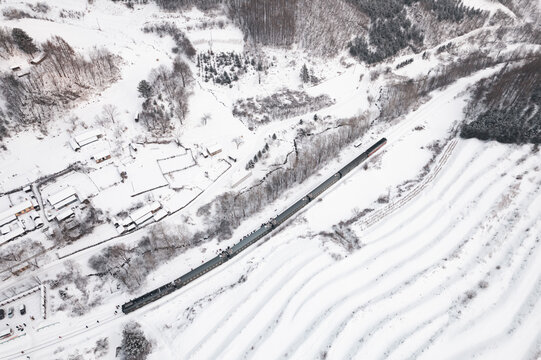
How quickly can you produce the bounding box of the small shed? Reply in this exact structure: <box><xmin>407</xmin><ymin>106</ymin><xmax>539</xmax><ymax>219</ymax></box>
<box><xmin>10</xmin><ymin>65</ymin><xmax>21</xmax><ymax>71</ymax></box>
<box><xmin>17</xmin><ymin>69</ymin><xmax>30</xmax><ymax>77</ymax></box>
<box><xmin>92</xmin><ymin>150</ymin><xmax>111</xmax><ymax>163</ymax></box>
<box><xmin>73</xmin><ymin>129</ymin><xmax>103</xmax><ymax>148</ymax></box>
<box><xmin>206</xmin><ymin>144</ymin><xmax>222</xmax><ymax>157</ymax></box>
<box><xmin>30</xmin><ymin>52</ymin><xmax>47</xmax><ymax>65</ymax></box>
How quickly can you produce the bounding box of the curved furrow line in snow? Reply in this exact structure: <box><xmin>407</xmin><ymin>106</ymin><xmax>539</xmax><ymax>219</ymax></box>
<box><xmin>399</xmin><ymin>185</ymin><xmax>541</xmax><ymax>359</ymax></box>
<box><xmin>467</xmin><ymin>273</ymin><xmax>541</xmax><ymax>359</ymax></box>
<box><xmin>336</xmin><ymin>183</ymin><xmax>533</xmax><ymax>359</ymax></box>
<box><xmin>431</xmin><ymin>225</ymin><xmax>541</xmax><ymax>359</ymax></box>
<box><xmin>452</xmin><ymin>183</ymin><xmax>541</xmax><ymax>334</ymax></box>
<box><xmin>177</xmin><ymin>241</ymin><xmax>311</xmax><ymax>356</ymax></box>
<box><xmin>381</xmin><ymin>311</ymin><xmax>450</xmax><ymax>360</ymax></box>
<box><xmin>142</xmin><ymin>220</ymin><xmax>309</xmax><ymax>336</ymax></box>
<box><xmin>291</xmin><ymin>145</ymin><xmax>537</xmax><ymax>358</ymax></box>
<box><xmin>289</xmin><ymin>143</ymin><xmax>513</xmax><ymax>322</ymax></box>
<box><xmin>183</xmin><ymin>248</ymin><xmax>322</xmax><ymax>359</ymax></box>
<box><xmin>364</xmin><ymin>186</ymin><xmax>541</xmax><ymax>360</ymax></box>
<box><xmin>342</xmin><ymin>158</ymin><xmax>541</xmax><ymax>358</ymax></box>
<box><xmin>279</xmin><ymin>146</ymin><xmax>521</xmax><ymax>359</ymax></box>
<box><xmin>238</xmin><ymin>258</ymin><xmax>334</xmax><ymax>360</ymax></box>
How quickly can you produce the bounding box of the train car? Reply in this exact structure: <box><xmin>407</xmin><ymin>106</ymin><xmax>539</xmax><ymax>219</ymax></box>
<box><xmin>270</xmin><ymin>196</ymin><xmax>310</xmax><ymax>227</ymax></box>
<box><xmin>230</xmin><ymin>223</ymin><xmax>273</xmax><ymax>255</ymax></box>
<box><xmin>175</xmin><ymin>255</ymin><xmax>225</xmax><ymax>288</ymax></box>
<box><xmin>307</xmin><ymin>173</ymin><xmax>341</xmax><ymax>200</ymax></box>
<box><xmin>122</xmin><ymin>283</ymin><xmax>175</xmax><ymax>314</ymax></box>
<box><xmin>339</xmin><ymin>152</ymin><xmax>368</xmax><ymax>177</ymax></box>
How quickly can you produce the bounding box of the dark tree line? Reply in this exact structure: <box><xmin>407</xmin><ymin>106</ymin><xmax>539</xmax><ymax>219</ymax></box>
<box><xmin>348</xmin><ymin>0</ymin><xmax>484</xmax><ymax>64</ymax></box>
<box><xmin>461</xmin><ymin>56</ymin><xmax>541</xmax><ymax>144</ymax></box>
<box><xmin>11</xmin><ymin>28</ymin><xmax>38</xmax><ymax>54</ymax></box>
<box><xmin>142</xmin><ymin>22</ymin><xmax>196</xmax><ymax>58</ymax></box>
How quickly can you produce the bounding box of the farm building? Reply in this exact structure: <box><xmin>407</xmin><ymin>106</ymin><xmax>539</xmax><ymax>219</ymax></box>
<box><xmin>0</xmin><ymin>200</ymin><xmax>35</xmax><ymax>227</ymax></box>
<box><xmin>92</xmin><ymin>149</ymin><xmax>111</xmax><ymax>163</ymax></box>
<box><xmin>71</xmin><ymin>129</ymin><xmax>103</xmax><ymax>149</ymax></box>
<box><xmin>129</xmin><ymin>202</ymin><xmax>162</xmax><ymax>226</ymax></box>
<box><xmin>56</xmin><ymin>208</ymin><xmax>74</xmax><ymax>222</ymax></box>
<box><xmin>47</xmin><ymin>187</ymin><xmax>78</xmax><ymax>209</ymax></box>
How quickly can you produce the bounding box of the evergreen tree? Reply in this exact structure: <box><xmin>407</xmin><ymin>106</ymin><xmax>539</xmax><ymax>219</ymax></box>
<box><xmin>223</xmin><ymin>71</ymin><xmax>231</xmax><ymax>84</ymax></box>
<box><xmin>137</xmin><ymin>80</ymin><xmax>152</xmax><ymax>98</ymax></box>
<box><xmin>11</xmin><ymin>28</ymin><xmax>38</xmax><ymax>54</ymax></box>
<box><xmin>300</xmin><ymin>64</ymin><xmax>310</xmax><ymax>83</ymax></box>
<box><xmin>272</xmin><ymin>133</ymin><xmax>277</xmax><ymax>140</ymax></box>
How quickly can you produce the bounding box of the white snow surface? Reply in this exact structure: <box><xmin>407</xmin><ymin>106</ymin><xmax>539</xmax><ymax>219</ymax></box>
<box><xmin>0</xmin><ymin>0</ymin><xmax>539</xmax><ymax>359</ymax></box>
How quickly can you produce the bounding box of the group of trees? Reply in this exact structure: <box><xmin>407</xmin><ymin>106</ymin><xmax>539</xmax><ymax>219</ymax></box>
<box><xmin>461</xmin><ymin>56</ymin><xmax>541</xmax><ymax>144</ymax></box>
<box><xmin>48</xmin><ymin>261</ymin><xmax>103</xmax><ymax>316</ymax></box>
<box><xmin>119</xmin><ymin>322</ymin><xmax>153</xmax><ymax>360</ymax></box>
<box><xmin>379</xmin><ymin>49</ymin><xmax>533</xmax><ymax>121</ymax></box>
<box><xmin>246</xmin><ymin>141</ymin><xmax>271</xmax><ymax>170</ymax></box>
<box><xmin>348</xmin><ymin>0</ymin><xmax>424</xmax><ymax>64</ymax></box>
<box><xmin>228</xmin><ymin>0</ymin><xmax>297</xmax><ymax>47</ymax></box>
<box><xmin>88</xmin><ymin>223</ymin><xmax>194</xmax><ymax>291</ymax></box>
<box><xmin>199</xmin><ymin>114</ymin><xmax>370</xmax><ymax>240</ymax></box>
<box><xmin>348</xmin><ymin>0</ymin><xmax>484</xmax><ymax>63</ymax></box>
<box><xmin>142</xmin><ymin>22</ymin><xmax>196</xmax><ymax>57</ymax></box>
<box><xmin>232</xmin><ymin>89</ymin><xmax>334</xmax><ymax>129</ymax></box>
<box><xmin>197</xmin><ymin>51</ymin><xmax>257</xmax><ymax>85</ymax></box>
<box><xmin>0</xmin><ymin>33</ymin><xmax>119</xmax><ymax>128</ymax></box>
<box><xmin>137</xmin><ymin>57</ymin><xmax>193</xmax><ymax>134</ymax></box>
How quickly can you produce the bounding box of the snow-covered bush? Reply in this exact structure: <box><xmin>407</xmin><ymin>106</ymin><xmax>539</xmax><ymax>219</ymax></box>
<box><xmin>232</xmin><ymin>89</ymin><xmax>335</xmax><ymax>129</ymax></box>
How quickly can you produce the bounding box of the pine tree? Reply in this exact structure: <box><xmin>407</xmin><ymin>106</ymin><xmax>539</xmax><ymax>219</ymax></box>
<box><xmin>223</xmin><ymin>71</ymin><xmax>231</xmax><ymax>84</ymax></box>
<box><xmin>272</xmin><ymin>133</ymin><xmax>277</xmax><ymax>140</ymax></box>
<box><xmin>300</xmin><ymin>64</ymin><xmax>310</xmax><ymax>83</ymax></box>
<box><xmin>137</xmin><ymin>80</ymin><xmax>152</xmax><ymax>98</ymax></box>
<box><xmin>11</xmin><ymin>28</ymin><xmax>38</xmax><ymax>55</ymax></box>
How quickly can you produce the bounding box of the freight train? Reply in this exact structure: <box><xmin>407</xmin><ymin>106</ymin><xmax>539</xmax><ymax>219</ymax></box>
<box><xmin>122</xmin><ymin>137</ymin><xmax>387</xmax><ymax>314</ymax></box>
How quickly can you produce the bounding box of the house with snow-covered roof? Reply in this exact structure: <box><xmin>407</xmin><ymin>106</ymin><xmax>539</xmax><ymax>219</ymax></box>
<box><xmin>47</xmin><ymin>187</ymin><xmax>78</xmax><ymax>209</ymax></box>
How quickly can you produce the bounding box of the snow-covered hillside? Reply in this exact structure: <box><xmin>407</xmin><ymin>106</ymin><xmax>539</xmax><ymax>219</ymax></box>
<box><xmin>0</xmin><ymin>0</ymin><xmax>539</xmax><ymax>359</ymax></box>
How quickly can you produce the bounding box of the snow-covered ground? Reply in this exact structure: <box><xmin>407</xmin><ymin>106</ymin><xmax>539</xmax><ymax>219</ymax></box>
<box><xmin>0</xmin><ymin>0</ymin><xmax>539</xmax><ymax>359</ymax></box>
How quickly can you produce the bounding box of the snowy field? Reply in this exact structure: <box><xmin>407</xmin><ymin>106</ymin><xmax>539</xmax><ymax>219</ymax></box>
<box><xmin>0</xmin><ymin>0</ymin><xmax>539</xmax><ymax>359</ymax></box>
